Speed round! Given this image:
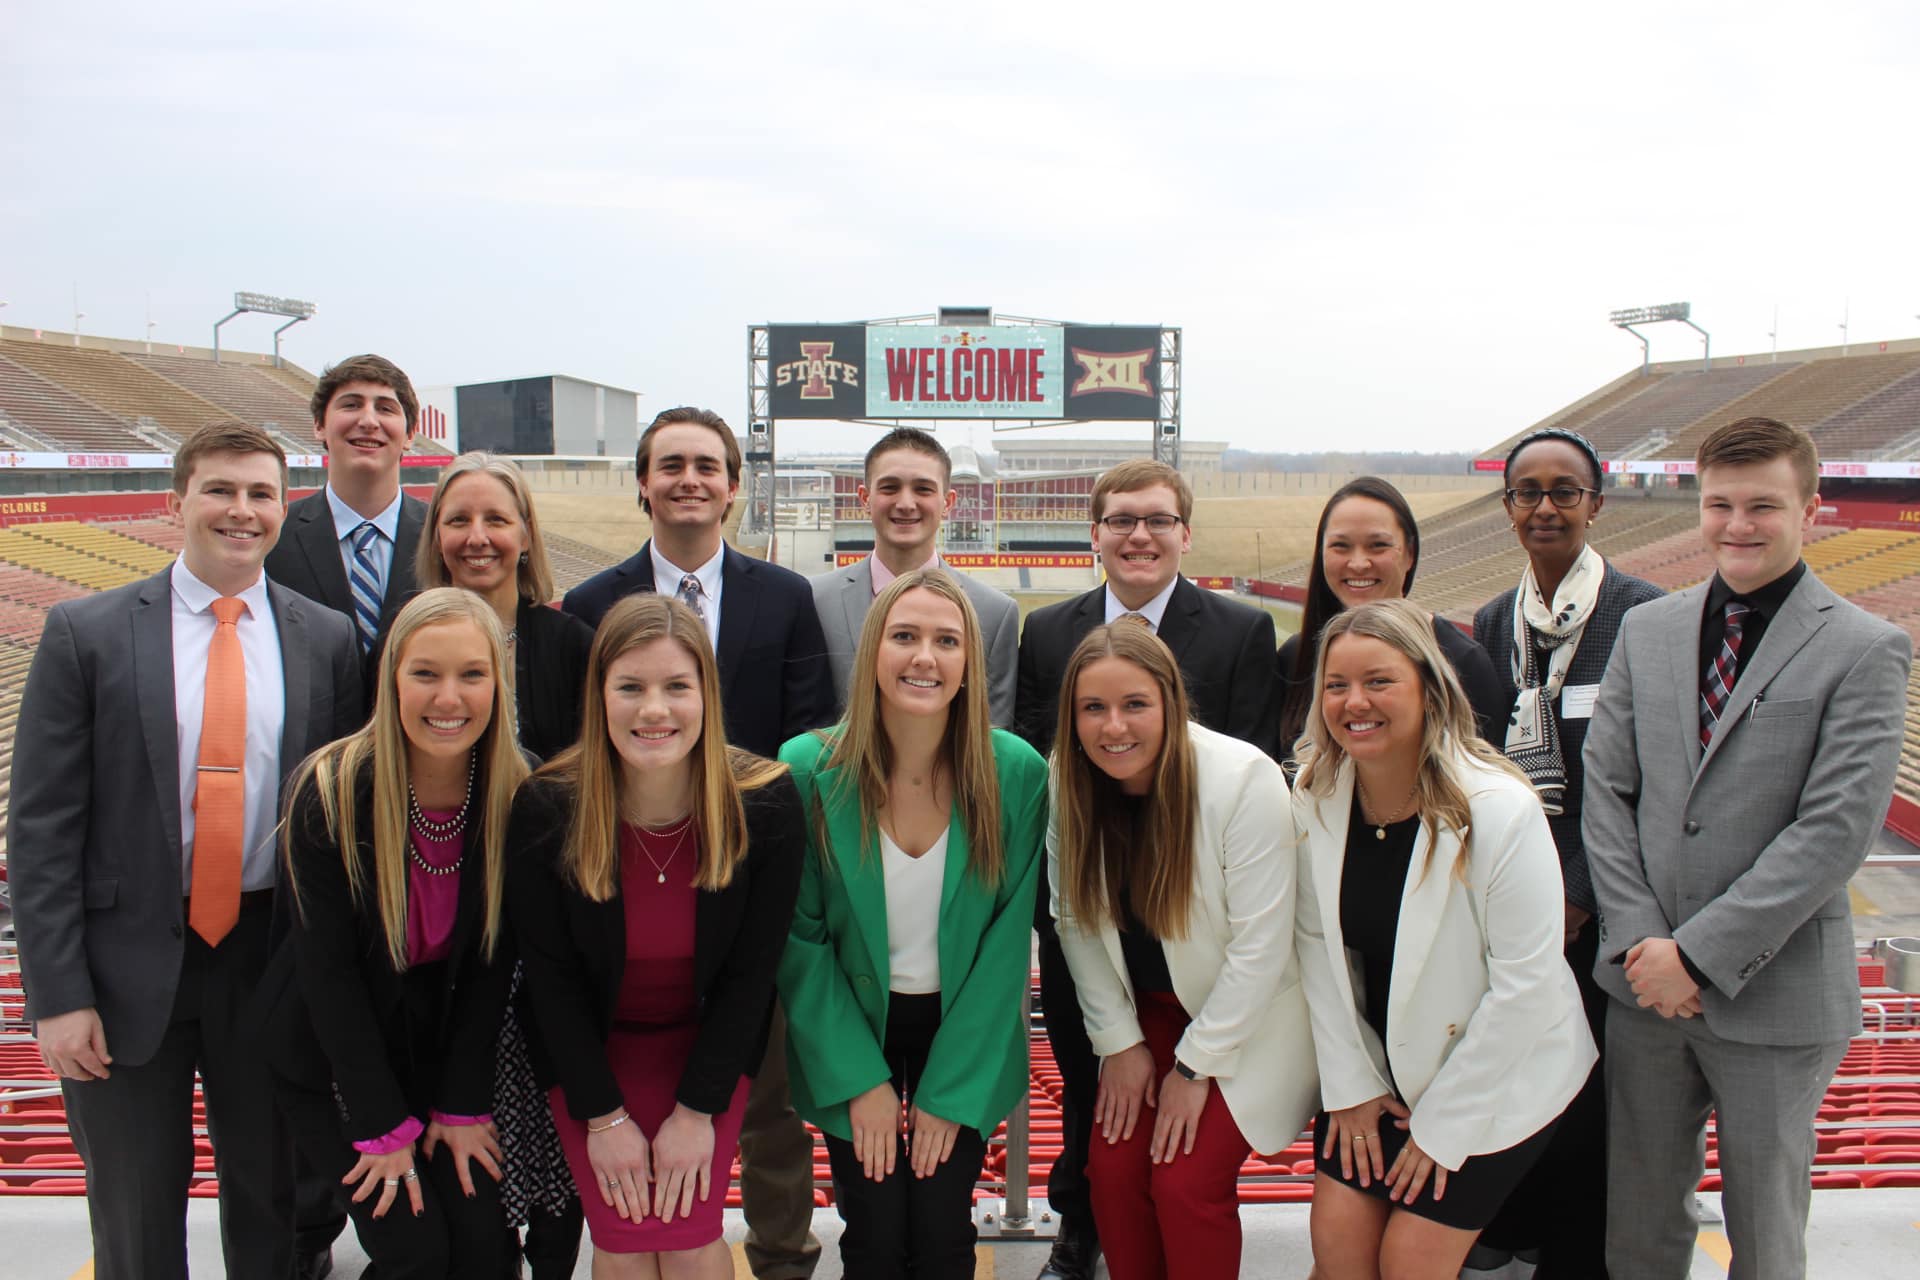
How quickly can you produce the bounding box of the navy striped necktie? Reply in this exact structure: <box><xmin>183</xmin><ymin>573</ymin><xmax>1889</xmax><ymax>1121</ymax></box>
<box><xmin>348</xmin><ymin>521</ymin><xmax>385</xmax><ymax>653</ymax></box>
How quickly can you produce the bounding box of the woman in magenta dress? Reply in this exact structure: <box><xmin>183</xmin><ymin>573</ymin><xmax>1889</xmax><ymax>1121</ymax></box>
<box><xmin>506</xmin><ymin>594</ymin><xmax>805</xmax><ymax>1278</ymax></box>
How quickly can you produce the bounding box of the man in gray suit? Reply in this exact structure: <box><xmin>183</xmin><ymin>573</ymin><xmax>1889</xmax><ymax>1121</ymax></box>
<box><xmin>10</xmin><ymin>422</ymin><xmax>362</xmax><ymax>1280</ymax></box>
<box><xmin>812</xmin><ymin>427</ymin><xmax>1019</xmax><ymax>724</ymax></box>
<box><xmin>1584</xmin><ymin>416</ymin><xmax>1909</xmax><ymax>1280</ymax></box>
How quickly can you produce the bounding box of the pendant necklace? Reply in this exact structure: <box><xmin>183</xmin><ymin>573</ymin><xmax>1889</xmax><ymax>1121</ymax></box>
<box><xmin>637</xmin><ymin>813</ymin><xmax>695</xmax><ymax>884</ymax></box>
<box><xmin>1356</xmin><ymin>775</ymin><xmax>1418</xmax><ymax>841</ymax></box>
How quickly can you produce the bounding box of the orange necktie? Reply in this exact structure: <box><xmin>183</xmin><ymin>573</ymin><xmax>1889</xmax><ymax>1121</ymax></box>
<box><xmin>189</xmin><ymin>596</ymin><xmax>246</xmax><ymax>946</ymax></box>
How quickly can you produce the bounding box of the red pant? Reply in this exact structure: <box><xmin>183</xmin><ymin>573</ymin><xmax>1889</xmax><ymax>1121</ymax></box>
<box><xmin>1086</xmin><ymin>990</ymin><xmax>1250</xmax><ymax>1280</ymax></box>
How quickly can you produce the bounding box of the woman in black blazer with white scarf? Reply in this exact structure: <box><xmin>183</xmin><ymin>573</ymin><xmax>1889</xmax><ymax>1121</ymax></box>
<box><xmin>505</xmin><ymin>594</ymin><xmax>803</xmax><ymax>1275</ymax></box>
<box><xmin>1471</xmin><ymin>428</ymin><xmax>1660</xmax><ymax>1276</ymax></box>
<box><xmin>261</xmin><ymin>588</ymin><xmax>531</xmax><ymax>1279</ymax></box>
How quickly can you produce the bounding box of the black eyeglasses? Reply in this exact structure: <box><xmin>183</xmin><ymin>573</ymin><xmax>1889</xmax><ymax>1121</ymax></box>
<box><xmin>1505</xmin><ymin>485</ymin><xmax>1599</xmax><ymax>510</ymax></box>
<box><xmin>1097</xmin><ymin>513</ymin><xmax>1185</xmax><ymax>535</ymax></box>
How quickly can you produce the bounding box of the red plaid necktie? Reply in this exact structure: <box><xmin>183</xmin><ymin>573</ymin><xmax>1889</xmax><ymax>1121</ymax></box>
<box><xmin>1698</xmin><ymin>600</ymin><xmax>1750</xmax><ymax>749</ymax></box>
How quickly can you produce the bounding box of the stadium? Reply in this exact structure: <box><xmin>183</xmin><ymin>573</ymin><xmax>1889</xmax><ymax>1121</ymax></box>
<box><xmin>1</xmin><ymin>313</ymin><xmax>1916</xmax><ymax>1277</ymax></box>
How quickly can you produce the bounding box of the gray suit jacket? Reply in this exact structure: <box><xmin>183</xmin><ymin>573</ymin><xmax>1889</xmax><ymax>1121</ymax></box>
<box><xmin>811</xmin><ymin>556</ymin><xmax>1019</xmax><ymax>726</ymax></box>
<box><xmin>8</xmin><ymin>568</ymin><xmax>363</xmax><ymax>1066</ymax></box>
<box><xmin>1582</xmin><ymin>570</ymin><xmax>1909</xmax><ymax>1045</ymax></box>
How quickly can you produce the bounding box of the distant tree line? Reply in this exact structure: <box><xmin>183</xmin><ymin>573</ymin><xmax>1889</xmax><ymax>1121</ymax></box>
<box><xmin>1222</xmin><ymin>450</ymin><xmax>1478</xmax><ymax>475</ymax></box>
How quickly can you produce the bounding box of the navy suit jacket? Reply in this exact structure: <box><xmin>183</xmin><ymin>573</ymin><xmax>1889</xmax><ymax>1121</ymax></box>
<box><xmin>560</xmin><ymin>540</ymin><xmax>834</xmax><ymax>758</ymax></box>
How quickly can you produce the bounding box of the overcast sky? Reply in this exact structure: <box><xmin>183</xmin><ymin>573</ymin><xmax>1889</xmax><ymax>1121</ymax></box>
<box><xmin>5</xmin><ymin>1</ymin><xmax>1917</xmax><ymax>455</ymax></box>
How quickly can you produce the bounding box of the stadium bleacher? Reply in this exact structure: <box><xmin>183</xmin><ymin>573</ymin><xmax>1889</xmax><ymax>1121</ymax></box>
<box><xmin>124</xmin><ymin>352</ymin><xmax>321</xmax><ymax>447</ymax></box>
<box><xmin>0</xmin><ymin>354</ymin><xmax>158</xmax><ymax>453</ymax></box>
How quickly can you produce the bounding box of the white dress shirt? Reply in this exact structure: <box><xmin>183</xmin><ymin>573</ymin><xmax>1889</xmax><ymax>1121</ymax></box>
<box><xmin>1103</xmin><ymin>576</ymin><xmax>1179</xmax><ymax>632</ymax></box>
<box><xmin>325</xmin><ymin>484</ymin><xmax>402</xmax><ymax>596</ymax></box>
<box><xmin>171</xmin><ymin>559</ymin><xmax>286</xmax><ymax>893</ymax></box>
<box><xmin>652</xmin><ymin>541</ymin><xmax>725</xmax><ymax>653</ymax></box>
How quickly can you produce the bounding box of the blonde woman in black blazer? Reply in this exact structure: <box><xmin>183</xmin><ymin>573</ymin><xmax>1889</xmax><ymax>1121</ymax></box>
<box><xmin>259</xmin><ymin>588</ymin><xmax>530</xmax><ymax>1279</ymax></box>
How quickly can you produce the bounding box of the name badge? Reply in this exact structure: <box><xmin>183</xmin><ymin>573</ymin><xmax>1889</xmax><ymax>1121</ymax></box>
<box><xmin>1560</xmin><ymin>684</ymin><xmax>1600</xmax><ymax>720</ymax></box>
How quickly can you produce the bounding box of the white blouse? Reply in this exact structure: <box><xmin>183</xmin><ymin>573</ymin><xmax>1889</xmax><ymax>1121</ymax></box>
<box><xmin>882</xmin><ymin>826</ymin><xmax>948</xmax><ymax>995</ymax></box>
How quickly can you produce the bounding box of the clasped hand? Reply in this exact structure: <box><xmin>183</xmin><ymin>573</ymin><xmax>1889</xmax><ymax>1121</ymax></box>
<box><xmin>1625</xmin><ymin>937</ymin><xmax>1703</xmax><ymax>1019</ymax></box>
<box><xmin>848</xmin><ymin>1081</ymin><xmax>961</xmax><ymax>1181</ymax></box>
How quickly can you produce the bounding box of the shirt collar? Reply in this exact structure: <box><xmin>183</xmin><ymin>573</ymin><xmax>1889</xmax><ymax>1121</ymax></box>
<box><xmin>1705</xmin><ymin>559</ymin><xmax>1807</xmax><ymax>621</ymax></box>
<box><xmin>171</xmin><ymin>556</ymin><xmax>272</xmax><ymax>621</ymax></box>
<box><xmin>870</xmin><ymin>550</ymin><xmax>941</xmax><ymax>596</ymax></box>
<box><xmin>652</xmin><ymin>541</ymin><xmax>725</xmax><ymax>597</ymax></box>
<box><xmin>325</xmin><ymin>484</ymin><xmax>403</xmax><ymax>545</ymax></box>
<box><xmin>1104</xmin><ymin>576</ymin><xmax>1179</xmax><ymax>630</ymax></box>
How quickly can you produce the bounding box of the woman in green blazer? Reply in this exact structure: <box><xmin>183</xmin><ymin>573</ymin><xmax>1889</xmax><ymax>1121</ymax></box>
<box><xmin>778</xmin><ymin>568</ymin><xmax>1047</xmax><ymax>1280</ymax></box>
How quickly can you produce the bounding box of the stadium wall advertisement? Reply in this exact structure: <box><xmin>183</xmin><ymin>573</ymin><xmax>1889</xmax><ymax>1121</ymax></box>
<box><xmin>769</xmin><ymin>323</ymin><xmax>1162</xmax><ymax>421</ymax></box>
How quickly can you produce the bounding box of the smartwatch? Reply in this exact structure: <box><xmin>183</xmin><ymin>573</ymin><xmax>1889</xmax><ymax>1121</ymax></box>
<box><xmin>1173</xmin><ymin>1057</ymin><xmax>1206</xmax><ymax>1082</ymax></box>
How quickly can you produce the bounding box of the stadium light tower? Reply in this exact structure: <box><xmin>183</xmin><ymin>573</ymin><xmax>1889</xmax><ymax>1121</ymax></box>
<box><xmin>213</xmin><ymin>291</ymin><xmax>316</xmax><ymax>365</ymax></box>
<box><xmin>1610</xmin><ymin>301</ymin><xmax>1710</xmax><ymax>374</ymax></box>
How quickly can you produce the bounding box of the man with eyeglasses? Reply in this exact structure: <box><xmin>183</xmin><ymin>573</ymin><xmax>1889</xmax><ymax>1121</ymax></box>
<box><xmin>1013</xmin><ymin>458</ymin><xmax>1280</xmax><ymax>1280</ymax></box>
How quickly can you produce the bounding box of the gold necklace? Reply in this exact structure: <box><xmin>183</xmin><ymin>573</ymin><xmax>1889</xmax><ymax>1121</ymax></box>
<box><xmin>1356</xmin><ymin>775</ymin><xmax>1418</xmax><ymax>841</ymax></box>
<box><xmin>634</xmin><ymin>813</ymin><xmax>695</xmax><ymax>884</ymax></box>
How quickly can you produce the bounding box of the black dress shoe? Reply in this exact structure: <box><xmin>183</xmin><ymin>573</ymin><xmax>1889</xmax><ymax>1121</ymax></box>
<box><xmin>291</xmin><ymin>1247</ymin><xmax>333</xmax><ymax>1280</ymax></box>
<box><xmin>1035</xmin><ymin>1217</ymin><xmax>1099</xmax><ymax>1280</ymax></box>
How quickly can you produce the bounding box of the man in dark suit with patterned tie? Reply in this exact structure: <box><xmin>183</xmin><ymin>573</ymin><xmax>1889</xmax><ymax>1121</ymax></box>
<box><xmin>563</xmin><ymin>405</ymin><xmax>833</xmax><ymax>1278</ymax></box>
<box><xmin>1013</xmin><ymin>458</ymin><xmax>1280</xmax><ymax>1280</ymax></box>
<box><xmin>10</xmin><ymin>422</ymin><xmax>362</xmax><ymax>1279</ymax></box>
<box><xmin>265</xmin><ymin>353</ymin><xmax>428</xmax><ymax>661</ymax></box>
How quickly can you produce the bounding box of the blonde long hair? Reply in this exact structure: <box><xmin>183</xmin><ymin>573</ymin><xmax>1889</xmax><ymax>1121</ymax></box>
<box><xmin>284</xmin><ymin>588</ymin><xmax>528</xmax><ymax>968</ymax></box>
<box><xmin>541</xmin><ymin>594</ymin><xmax>786</xmax><ymax>902</ymax></box>
<box><xmin>1050</xmin><ymin>623</ymin><xmax>1198</xmax><ymax>940</ymax></box>
<box><xmin>814</xmin><ymin>569</ymin><xmax>1003</xmax><ymax>887</ymax></box>
<box><xmin>1294</xmin><ymin>599</ymin><xmax>1527</xmax><ymax>879</ymax></box>
<box><xmin>415</xmin><ymin>451</ymin><xmax>556</xmax><ymax>605</ymax></box>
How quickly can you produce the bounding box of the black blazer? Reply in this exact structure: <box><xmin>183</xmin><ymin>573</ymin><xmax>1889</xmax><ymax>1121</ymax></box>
<box><xmin>559</xmin><ymin>541</ymin><xmax>834</xmax><ymax>757</ymax></box>
<box><xmin>504</xmin><ymin>769</ymin><xmax>806</xmax><ymax>1120</ymax></box>
<box><xmin>256</xmin><ymin>767</ymin><xmax>512</xmax><ymax>1143</ymax></box>
<box><xmin>1013</xmin><ymin>576</ymin><xmax>1281</xmax><ymax>760</ymax></box>
<box><xmin>1473</xmin><ymin>563</ymin><xmax>1663</xmax><ymax>913</ymax></box>
<box><xmin>266</xmin><ymin>489</ymin><xmax>428</xmax><ymax>634</ymax></box>
<box><xmin>374</xmin><ymin>595</ymin><xmax>594</xmax><ymax>764</ymax></box>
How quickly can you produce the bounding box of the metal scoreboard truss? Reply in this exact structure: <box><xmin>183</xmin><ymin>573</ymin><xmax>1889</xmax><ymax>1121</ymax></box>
<box><xmin>744</xmin><ymin>311</ymin><xmax>1182</xmax><ymax>535</ymax></box>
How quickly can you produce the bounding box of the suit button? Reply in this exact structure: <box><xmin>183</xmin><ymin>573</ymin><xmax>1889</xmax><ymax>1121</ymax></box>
<box><xmin>1446</xmin><ymin>1024</ymin><xmax>1459</xmax><ymax>1037</ymax></box>
<box><xmin>1684</xmin><ymin>821</ymin><xmax>1700</xmax><ymax>835</ymax></box>
<box><xmin>855</xmin><ymin>975</ymin><xmax>872</xmax><ymax>988</ymax></box>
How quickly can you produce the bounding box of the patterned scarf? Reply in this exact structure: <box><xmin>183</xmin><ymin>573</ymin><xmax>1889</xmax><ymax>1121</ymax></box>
<box><xmin>1505</xmin><ymin>544</ymin><xmax>1604</xmax><ymax>814</ymax></box>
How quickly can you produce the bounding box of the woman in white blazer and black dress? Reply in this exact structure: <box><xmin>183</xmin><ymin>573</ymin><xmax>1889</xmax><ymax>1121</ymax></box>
<box><xmin>1292</xmin><ymin>600</ymin><xmax>1595</xmax><ymax>1279</ymax></box>
<box><xmin>1048</xmin><ymin>621</ymin><xmax>1317</xmax><ymax>1280</ymax></box>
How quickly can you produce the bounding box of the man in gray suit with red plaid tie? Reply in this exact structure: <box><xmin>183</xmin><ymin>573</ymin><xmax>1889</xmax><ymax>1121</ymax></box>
<box><xmin>1584</xmin><ymin>417</ymin><xmax>1909</xmax><ymax>1280</ymax></box>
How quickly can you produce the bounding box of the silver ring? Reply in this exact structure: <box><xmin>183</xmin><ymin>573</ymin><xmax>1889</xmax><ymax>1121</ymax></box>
<box><xmin>383</xmin><ymin>1177</ymin><xmax>400</xmax><ymax>1187</ymax></box>
<box><xmin>401</xmin><ymin>1169</ymin><xmax>419</xmax><ymax>1182</ymax></box>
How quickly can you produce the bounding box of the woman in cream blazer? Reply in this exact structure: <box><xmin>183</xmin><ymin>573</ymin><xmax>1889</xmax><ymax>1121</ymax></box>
<box><xmin>1292</xmin><ymin>600</ymin><xmax>1595</xmax><ymax>1280</ymax></box>
<box><xmin>1048</xmin><ymin>622</ymin><xmax>1317</xmax><ymax>1280</ymax></box>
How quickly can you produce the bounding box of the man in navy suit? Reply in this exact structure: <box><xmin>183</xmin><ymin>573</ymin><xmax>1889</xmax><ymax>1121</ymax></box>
<box><xmin>562</xmin><ymin>405</ymin><xmax>832</xmax><ymax>1277</ymax></box>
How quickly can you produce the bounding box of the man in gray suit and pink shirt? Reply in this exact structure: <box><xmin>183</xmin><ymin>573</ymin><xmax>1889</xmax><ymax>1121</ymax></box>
<box><xmin>1584</xmin><ymin>416</ymin><xmax>1909</xmax><ymax>1280</ymax></box>
<box><xmin>811</xmin><ymin>426</ymin><xmax>1019</xmax><ymax>725</ymax></box>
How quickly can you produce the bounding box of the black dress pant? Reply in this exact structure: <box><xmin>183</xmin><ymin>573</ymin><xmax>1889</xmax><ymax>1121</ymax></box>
<box><xmin>63</xmin><ymin>892</ymin><xmax>292</xmax><ymax>1280</ymax></box>
<box><xmin>823</xmin><ymin>992</ymin><xmax>987</xmax><ymax>1280</ymax></box>
<box><xmin>279</xmin><ymin>962</ymin><xmax>513</xmax><ymax>1280</ymax></box>
<box><xmin>1037</xmin><ymin>895</ymin><xmax>1099</xmax><ymax>1228</ymax></box>
<box><xmin>1481</xmin><ymin>917</ymin><xmax>1610</xmax><ymax>1278</ymax></box>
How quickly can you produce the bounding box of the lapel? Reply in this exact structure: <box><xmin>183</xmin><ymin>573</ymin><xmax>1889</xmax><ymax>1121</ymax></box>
<box><xmin>1301</xmin><ymin>766</ymin><xmax>1362</xmax><ymax>1016</ymax></box>
<box><xmin>837</xmin><ymin>560</ymin><xmax>875</xmax><ymax>652</ymax></box>
<box><xmin>269</xmin><ymin>581</ymin><xmax>312</xmax><ymax>765</ymax></box>
<box><xmin>715</xmin><ymin>545</ymin><xmax>758</xmax><ymax>681</ymax></box>
<box><xmin>818</xmin><ymin>764</ymin><xmax>892</xmax><ymax>988</ymax></box>
<box><xmin>1065</xmin><ymin>585</ymin><xmax>1104</xmax><ymax>656</ymax></box>
<box><xmin>1385</xmin><ymin>815</ymin><xmax>1460</xmax><ymax>1037</ymax></box>
<box><xmin>1154</xmin><ymin>576</ymin><xmax>1203</xmax><ymax>662</ymax></box>
<box><xmin>292</xmin><ymin>492</ymin><xmax>353</xmax><ymax>612</ymax></box>
<box><xmin>1664</xmin><ymin>583</ymin><xmax>1712</xmax><ymax>772</ymax></box>
<box><xmin>385</xmin><ymin>496</ymin><xmax>425</xmax><ymax>614</ymax></box>
<box><xmin>131</xmin><ymin>570</ymin><xmax>185</xmax><ymax>869</ymax></box>
<box><xmin>1697</xmin><ymin>576</ymin><xmax>1830</xmax><ymax>775</ymax></box>
<box><xmin>934</xmin><ymin>796</ymin><xmax>975</xmax><ymax>1011</ymax></box>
